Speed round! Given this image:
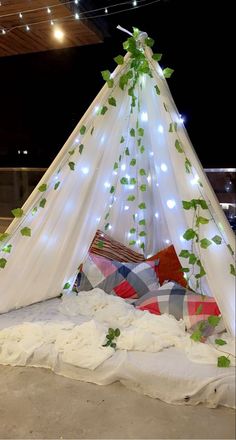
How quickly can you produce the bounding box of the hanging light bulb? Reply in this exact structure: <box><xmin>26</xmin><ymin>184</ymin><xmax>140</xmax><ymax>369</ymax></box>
<box><xmin>50</xmin><ymin>20</ymin><xmax>54</xmax><ymax>26</ymax></box>
<box><xmin>47</xmin><ymin>7</ymin><xmax>51</xmax><ymax>14</ymax></box>
<box><xmin>54</xmin><ymin>27</ymin><xmax>64</xmax><ymax>41</ymax></box>
<box><xmin>105</xmin><ymin>8</ymin><xmax>108</xmax><ymax>13</ymax></box>
<box><xmin>26</xmin><ymin>25</ymin><xmax>30</xmax><ymax>31</ymax></box>
<box><xmin>74</xmin><ymin>0</ymin><xmax>78</xmax><ymax>3</ymax></box>
<box><xmin>19</xmin><ymin>12</ymin><xmax>23</xmax><ymax>18</ymax></box>
<box><xmin>1</xmin><ymin>29</ymin><xmax>6</xmax><ymax>34</ymax></box>
<box><xmin>75</xmin><ymin>12</ymin><xmax>79</xmax><ymax>19</ymax></box>
<box><xmin>133</xmin><ymin>0</ymin><xmax>137</xmax><ymax>6</ymax></box>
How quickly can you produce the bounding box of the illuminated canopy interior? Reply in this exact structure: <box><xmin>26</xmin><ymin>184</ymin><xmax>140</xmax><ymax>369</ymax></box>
<box><xmin>0</xmin><ymin>30</ymin><xmax>235</xmax><ymax>336</ymax></box>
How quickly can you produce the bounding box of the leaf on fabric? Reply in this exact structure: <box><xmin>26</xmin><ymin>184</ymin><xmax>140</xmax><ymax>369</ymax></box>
<box><xmin>39</xmin><ymin>198</ymin><xmax>47</xmax><ymax>208</ymax></box>
<box><xmin>140</xmin><ymin>184</ymin><xmax>147</xmax><ymax>192</ymax></box>
<box><xmin>130</xmin><ymin>228</ymin><xmax>136</xmax><ymax>234</ymax></box>
<box><xmin>183</xmin><ymin>228</ymin><xmax>196</xmax><ymax>240</ymax></box>
<box><xmin>130</xmin><ymin>128</ymin><xmax>135</xmax><ymax>137</ymax></box>
<box><xmin>138</xmin><ymin>202</ymin><xmax>146</xmax><ymax>209</ymax></box>
<box><xmin>152</xmin><ymin>53</ymin><xmax>162</xmax><ymax>61</ymax></box>
<box><xmin>169</xmin><ymin>123</ymin><xmax>173</xmax><ymax>133</ymax></box>
<box><xmin>182</xmin><ymin>201</ymin><xmax>193</xmax><ymax>210</ymax></box>
<box><xmin>20</xmin><ymin>227</ymin><xmax>31</xmax><ymax>237</ymax></box>
<box><xmin>196</xmin><ymin>216</ymin><xmax>209</xmax><ymax>227</ymax></box>
<box><xmin>200</xmin><ymin>238</ymin><xmax>212</xmax><ymax>249</ymax></box>
<box><xmin>217</xmin><ymin>356</ymin><xmax>230</xmax><ymax>368</ymax></box>
<box><xmin>230</xmin><ymin>264</ymin><xmax>236</xmax><ymax>276</ymax></box>
<box><xmin>127</xmin><ymin>195</ymin><xmax>135</xmax><ymax>201</ymax></box>
<box><xmin>107</xmin><ymin>79</ymin><xmax>114</xmax><ymax>88</ymax></box>
<box><xmin>125</xmin><ymin>147</ymin><xmax>130</xmax><ymax>156</ymax></box>
<box><xmin>11</xmin><ymin>208</ymin><xmax>24</xmax><ymax>218</ymax></box>
<box><xmin>179</xmin><ymin>250</ymin><xmax>190</xmax><ymax>258</ymax></box>
<box><xmin>130</xmin><ymin>158</ymin><xmax>136</xmax><ymax>166</ymax></box>
<box><xmin>215</xmin><ymin>338</ymin><xmax>227</xmax><ymax>346</ymax></box>
<box><xmin>139</xmin><ymin>168</ymin><xmax>146</xmax><ymax>176</ymax></box>
<box><xmin>130</xmin><ymin>178</ymin><xmax>137</xmax><ymax>185</ymax></box>
<box><xmin>90</xmin><ymin>127</ymin><xmax>94</xmax><ymax>135</ymax></box>
<box><xmin>68</xmin><ymin>162</ymin><xmax>75</xmax><ymax>171</ymax></box>
<box><xmin>138</xmin><ymin>127</ymin><xmax>144</xmax><ymax>137</ymax></box>
<box><xmin>80</xmin><ymin>125</ymin><xmax>86</xmax><ymax>135</ymax></box>
<box><xmin>100</xmin><ymin>106</ymin><xmax>108</xmax><ymax>115</ymax></box>
<box><xmin>63</xmin><ymin>282</ymin><xmax>71</xmax><ymax>290</ymax></box>
<box><xmin>198</xmin><ymin>199</ymin><xmax>208</xmax><ymax>209</ymax></box>
<box><xmin>163</xmin><ymin>68</ymin><xmax>174</xmax><ymax>78</ymax></box>
<box><xmin>110</xmin><ymin>186</ymin><xmax>115</xmax><ymax>194</ymax></box>
<box><xmin>211</xmin><ymin>235</ymin><xmax>222</xmax><ymax>245</ymax></box>
<box><xmin>97</xmin><ymin>240</ymin><xmax>104</xmax><ymax>249</ymax></box>
<box><xmin>139</xmin><ymin>219</ymin><xmax>146</xmax><ymax>226</ymax></box>
<box><xmin>0</xmin><ymin>233</ymin><xmax>9</xmax><ymax>242</ymax></box>
<box><xmin>113</xmin><ymin>162</ymin><xmax>119</xmax><ymax>170</ymax></box>
<box><xmin>0</xmin><ymin>258</ymin><xmax>7</xmax><ymax>269</ymax></box>
<box><xmin>120</xmin><ymin>177</ymin><xmax>129</xmax><ymax>185</ymax></box>
<box><xmin>105</xmin><ymin>223</ymin><xmax>110</xmax><ymax>231</ymax></box>
<box><xmin>227</xmin><ymin>244</ymin><xmax>234</xmax><ymax>256</ymax></box>
<box><xmin>54</xmin><ymin>181</ymin><xmax>60</xmax><ymax>190</ymax></box>
<box><xmin>139</xmin><ymin>231</ymin><xmax>146</xmax><ymax>237</ymax></box>
<box><xmin>185</xmin><ymin>158</ymin><xmax>192</xmax><ymax>173</ymax></box>
<box><xmin>154</xmin><ymin>85</ymin><xmax>160</xmax><ymax>95</ymax></box>
<box><xmin>120</xmin><ymin>136</ymin><xmax>125</xmax><ymax>143</ymax></box>
<box><xmin>163</xmin><ymin>102</ymin><xmax>168</xmax><ymax>112</ymax></box>
<box><xmin>189</xmin><ymin>253</ymin><xmax>197</xmax><ymax>265</ymax></box>
<box><xmin>79</xmin><ymin>144</ymin><xmax>84</xmax><ymax>154</ymax></box>
<box><xmin>2</xmin><ymin>244</ymin><xmax>12</xmax><ymax>253</ymax></box>
<box><xmin>190</xmin><ymin>329</ymin><xmax>202</xmax><ymax>342</ymax></box>
<box><xmin>140</xmin><ymin>145</ymin><xmax>145</xmax><ymax>153</ymax></box>
<box><xmin>175</xmin><ymin>139</ymin><xmax>184</xmax><ymax>153</ymax></box>
<box><xmin>31</xmin><ymin>207</ymin><xmax>37</xmax><ymax>215</ymax></box>
<box><xmin>38</xmin><ymin>184</ymin><xmax>47</xmax><ymax>192</ymax></box>
<box><xmin>68</xmin><ymin>149</ymin><xmax>75</xmax><ymax>156</ymax></box>
<box><xmin>129</xmin><ymin>240</ymin><xmax>136</xmax><ymax>246</ymax></box>
<box><xmin>108</xmin><ymin>97</ymin><xmax>116</xmax><ymax>107</ymax></box>
<box><xmin>114</xmin><ymin>55</ymin><xmax>124</xmax><ymax>65</ymax></box>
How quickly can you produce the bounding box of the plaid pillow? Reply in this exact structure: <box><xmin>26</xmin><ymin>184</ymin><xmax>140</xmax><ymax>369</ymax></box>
<box><xmin>77</xmin><ymin>253</ymin><xmax>159</xmax><ymax>299</ymax></box>
<box><xmin>89</xmin><ymin>230</ymin><xmax>145</xmax><ymax>263</ymax></box>
<box><xmin>134</xmin><ymin>281</ymin><xmax>221</xmax><ymax>329</ymax></box>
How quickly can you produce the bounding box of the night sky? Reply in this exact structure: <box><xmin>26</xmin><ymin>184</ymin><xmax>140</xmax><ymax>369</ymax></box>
<box><xmin>0</xmin><ymin>0</ymin><xmax>234</xmax><ymax>168</ymax></box>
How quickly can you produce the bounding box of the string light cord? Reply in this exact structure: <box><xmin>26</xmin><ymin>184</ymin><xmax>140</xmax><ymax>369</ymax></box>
<box><xmin>0</xmin><ymin>0</ymin><xmax>148</xmax><ymax>20</ymax></box>
<box><xmin>1</xmin><ymin>0</ymin><xmax>162</xmax><ymax>34</ymax></box>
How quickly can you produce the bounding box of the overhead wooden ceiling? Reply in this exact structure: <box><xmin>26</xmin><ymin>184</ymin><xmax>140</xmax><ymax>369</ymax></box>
<box><xmin>0</xmin><ymin>0</ymin><xmax>104</xmax><ymax>57</ymax></box>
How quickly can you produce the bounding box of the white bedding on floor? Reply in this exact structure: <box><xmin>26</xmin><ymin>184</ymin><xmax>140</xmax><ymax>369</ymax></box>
<box><xmin>0</xmin><ymin>290</ymin><xmax>235</xmax><ymax>408</ymax></box>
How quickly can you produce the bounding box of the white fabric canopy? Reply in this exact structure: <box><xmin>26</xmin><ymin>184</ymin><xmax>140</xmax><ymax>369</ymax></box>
<box><xmin>0</xmin><ymin>32</ymin><xmax>235</xmax><ymax>335</ymax></box>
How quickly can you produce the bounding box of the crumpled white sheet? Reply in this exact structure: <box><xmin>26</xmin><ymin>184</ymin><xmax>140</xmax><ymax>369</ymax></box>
<box><xmin>0</xmin><ymin>289</ymin><xmax>235</xmax><ymax>372</ymax></box>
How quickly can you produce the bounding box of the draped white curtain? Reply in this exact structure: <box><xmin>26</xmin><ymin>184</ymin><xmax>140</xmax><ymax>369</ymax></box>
<box><xmin>0</xmin><ymin>44</ymin><xmax>235</xmax><ymax>336</ymax></box>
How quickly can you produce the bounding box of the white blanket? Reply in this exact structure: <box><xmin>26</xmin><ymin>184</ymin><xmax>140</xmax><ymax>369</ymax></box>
<box><xmin>0</xmin><ymin>289</ymin><xmax>235</xmax><ymax>371</ymax></box>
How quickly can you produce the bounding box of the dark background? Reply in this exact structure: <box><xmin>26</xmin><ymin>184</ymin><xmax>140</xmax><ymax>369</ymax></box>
<box><xmin>0</xmin><ymin>0</ymin><xmax>234</xmax><ymax>168</ymax></box>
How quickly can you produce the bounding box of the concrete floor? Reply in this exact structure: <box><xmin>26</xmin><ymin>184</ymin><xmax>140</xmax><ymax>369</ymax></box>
<box><xmin>0</xmin><ymin>366</ymin><xmax>235</xmax><ymax>439</ymax></box>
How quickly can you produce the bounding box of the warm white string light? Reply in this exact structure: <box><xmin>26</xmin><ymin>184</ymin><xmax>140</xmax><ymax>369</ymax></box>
<box><xmin>75</xmin><ymin>12</ymin><xmax>79</xmax><ymax>19</ymax></box>
<box><xmin>47</xmin><ymin>7</ymin><xmax>51</xmax><ymax>14</ymax></box>
<box><xmin>105</xmin><ymin>8</ymin><xmax>108</xmax><ymax>13</ymax></box>
<box><xmin>0</xmin><ymin>0</ymin><xmax>161</xmax><ymax>35</ymax></box>
<box><xmin>19</xmin><ymin>12</ymin><xmax>23</xmax><ymax>19</ymax></box>
<box><xmin>26</xmin><ymin>25</ymin><xmax>30</xmax><ymax>31</ymax></box>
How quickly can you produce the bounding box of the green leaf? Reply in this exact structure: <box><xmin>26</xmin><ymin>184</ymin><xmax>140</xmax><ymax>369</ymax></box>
<box><xmin>68</xmin><ymin>162</ymin><xmax>75</xmax><ymax>171</ymax></box>
<box><xmin>174</xmin><ymin>122</ymin><xmax>178</xmax><ymax>132</ymax></box>
<box><xmin>110</xmin><ymin>186</ymin><xmax>115</xmax><ymax>194</ymax></box>
<box><xmin>108</xmin><ymin>97</ymin><xmax>116</xmax><ymax>107</ymax></box>
<box><xmin>80</xmin><ymin>125</ymin><xmax>86</xmax><ymax>135</ymax></box>
<box><xmin>0</xmin><ymin>258</ymin><xmax>7</xmax><ymax>269</ymax></box>
<box><xmin>113</xmin><ymin>162</ymin><xmax>118</xmax><ymax>170</ymax></box>
<box><xmin>227</xmin><ymin>244</ymin><xmax>234</xmax><ymax>256</ymax></box>
<box><xmin>211</xmin><ymin>235</ymin><xmax>222</xmax><ymax>245</ymax></box>
<box><xmin>137</xmin><ymin>138</ymin><xmax>141</xmax><ymax>147</ymax></box>
<box><xmin>139</xmin><ymin>231</ymin><xmax>146</xmax><ymax>237</ymax></box>
<box><xmin>130</xmin><ymin>228</ymin><xmax>136</xmax><ymax>234</ymax></box>
<box><xmin>120</xmin><ymin>177</ymin><xmax>128</xmax><ymax>185</ymax></box>
<box><xmin>119</xmin><ymin>73</ymin><xmax>129</xmax><ymax>90</ymax></box>
<box><xmin>182</xmin><ymin>201</ymin><xmax>193</xmax><ymax>210</ymax></box>
<box><xmin>215</xmin><ymin>338</ymin><xmax>227</xmax><ymax>346</ymax></box>
<box><xmin>120</xmin><ymin>136</ymin><xmax>125</xmax><ymax>143</ymax></box>
<box><xmin>208</xmin><ymin>315</ymin><xmax>221</xmax><ymax>327</ymax></box>
<box><xmin>154</xmin><ymin>85</ymin><xmax>160</xmax><ymax>95</ymax></box>
<box><xmin>145</xmin><ymin>37</ymin><xmax>155</xmax><ymax>47</ymax></box>
<box><xmin>138</xmin><ymin>128</ymin><xmax>144</xmax><ymax>137</ymax></box>
<box><xmin>190</xmin><ymin>329</ymin><xmax>202</xmax><ymax>342</ymax></box>
<box><xmin>101</xmin><ymin>70</ymin><xmax>110</xmax><ymax>81</ymax></box>
<box><xmin>68</xmin><ymin>149</ymin><xmax>75</xmax><ymax>155</ymax></box>
<box><xmin>195</xmin><ymin>260</ymin><xmax>206</xmax><ymax>279</ymax></box>
<box><xmin>140</xmin><ymin>184</ymin><xmax>147</xmax><ymax>192</ymax></box>
<box><xmin>198</xmin><ymin>199</ymin><xmax>208</xmax><ymax>209</ymax></box>
<box><xmin>181</xmin><ymin>268</ymin><xmax>190</xmax><ymax>273</ymax></box>
<box><xmin>54</xmin><ymin>181</ymin><xmax>60</xmax><ymax>190</ymax></box>
<box><xmin>230</xmin><ymin>264</ymin><xmax>236</xmax><ymax>276</ymax></box>
<box><xmin>104</xmin><ymin>223</ymin><xmax>110</xmax><ymax>231</ymax></box>
<box><xmin>130</xmin><ymin>178</ymin><xmax>137</xmax><ymax>185</ymax></box>
<box><xmin>175</xmin><ymin>139</ymin><xmax>184</xmax><ymax>153</ymax></box>
<box><xmin>138</xmin><ymin>202</ymin><xmax>146</xmax><ymax>209</ymax></box>
<box><xmin>39</xmin><ymin>198</ymin><xmax>46</xmax><ymax>208</ymax></box>
<box><xmin>195</xmin><ymin>304</ymin><xmax>203</xmax><ymax>315</ymax></box>
<box><xmin>139</xmin><ymin>168</ymin><xmax>146</xmax><ymax>176</ymax></box>
<box><xmin>132</xmin><ymin>27</ymin><xmax>140</xmax><ymax>38</ymax></box>
<box><xmin>100</xmin><ymin>106</ymin><xmax>108</xmax><ymax>115</ymax></box>
<box><xmin>179</xmin><ymin>250</ymin><xmax>190</xmax><ymax>258</ymax></box>
<box><xmin>169</xmin><ymin>123</ymin><xmax>173</xmax><ymax>133</ymax></box>
<box><xmin>139</xmin><ymin>219</ymin><xmax>146</xmax><ymax>226</ymax></box>
<box><xmin>140</xmin><ymin>243</ymin><xmax>145</xmax><ymax>251</ymax></box>
<box><xmin>163</xmin><ymin>102</ymin><xmax>168</xmax><ymax>112</ymax></box>
<box><xmin>130</xmin><ymin>158</ymin><xmax>136</xmax><ymax>166</ymax></box>
<box><xmin>11</xmin><ymin>208</ymin><xmax>24</xmax><ymax>218</ymax></box>
<box><xmin>152</xmin><ymin>53</ymin><xmax>162</xmax><ymax>61</ymax></box>
<box><xmin>0</xmin><ymin>233</ymin><xmax>9</xmax><ymax>242</ymax></box>
<box><xmin>185</xmin><ymin>158</ymin><xmax>192</xmax><ymax>173</ymax></box>
<box><xmin>183</xmin><ymin>228</ymin><xmax>196</xmax><ymax>240</ymax></box>
<box><xmin>129</xmin><ymin>240</ymin><xmax>136</xmax><ymax>245</ymax></box>
<box><xmin>127</xmin><ymin>195</ymin><xmax>135</xmax><ymax>201</ymax></box>
<box><xmin>63</xmin><ymin>282</ymin><xmax>71</xmax><ymax>290</ymax></box>
<box><xmin>105</xmin><ymin>212</ymin><xmax>109</xmax><ymax>220</ymax></box>
<box><xmin>79</xmin><ymin>144</ymin><xmax>84</xmax><ymax>154</ymax></box>
<box><xmin>189</xmin><ymin>253</ymin><xmax>197</xmax><ymax>265</ymax></box>
<box><xmin>125</xmin><ymin>147</ymin><xmax>130</xmax><ymax>156</ymax></box>
<box><xmin>38</xmin><ymin>183</ymin><xmax>47</xmax><ymax>192</ymax></box>
<box><xmin>200</xmin><ymin>238</ymin><xmax>212</xmax><ymax>249</ymax></box>
<box><xmin>107</xmin><ymin>79</ymin><xmax>114</xmax><ymax>88</ymax></box>
<box><xmin>217</xmin><ymin>356</ymin><xmax>230</xmax><ymax>368</ymax></box>
<box><xmin>126</xmin><ymin>70</ymin><xmax>133</xmax><ymax>80</ymax></box>
<box><xmin>110</xmin><ymin>342</ymin><xmax>116</xmax><ymax>349</ymax></box>
<box><xmin>196</xmin><ymin>216</ymin><xmax>210</xmax><ymax>227</ymax></box>
<box><xmin>130</xmin><ymin>128</ymin><xmax>135</xmax><ymax>137</ymax></box>
<box><xmin>90</xmin><ymin>127</ymin><xmax>94</xmax><ymax>135</ymax></box>
<box><xmin>2</xmin><ymin>244</ymin><xmax>12</xmax><ymax>253</ymax></box>
<box><xmin>97</xmin><ymin>240</ymin><xmax>104</xmax><ymax>249</ymax></box>
<box><xmin>163</xmin><ymin>67</ymin><xmax>174</xmax><ymax>78</ymax></box>
<box><xmin>140</xmin><ymin>145</ymin><xmax>145</xmax><ymax>153</ymax></box>
<box><xmin>20</xmin><ymin>227</ymin><xmax>31</xmax><ymax>237</ymax></box>
<box><xmin>114</xmin><ymin>328</ymin><xmax>120</xmax><ymax>337</ymax></box>
<box><xmin>31</xmin><ymin>207</ymin><xmax>37</xmax><ymax>215</ymax></box>
<box><xmin>114</xmin><ymin>55</ymin><xmax>124</xmax><ymax>65</ymax></box>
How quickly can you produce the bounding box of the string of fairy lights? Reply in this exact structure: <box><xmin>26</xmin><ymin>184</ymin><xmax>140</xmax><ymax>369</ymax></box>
<box><xmin>0</xmin><ymin>0</ymin><xmax>162</xmax><ymax>37</ymax></box>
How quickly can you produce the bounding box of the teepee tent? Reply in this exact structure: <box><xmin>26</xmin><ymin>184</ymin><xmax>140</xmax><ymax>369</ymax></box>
<box><xmin>0</xmin><ymin>29</ymin><xmax>235</xmax><ymax>336</ymax></box>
